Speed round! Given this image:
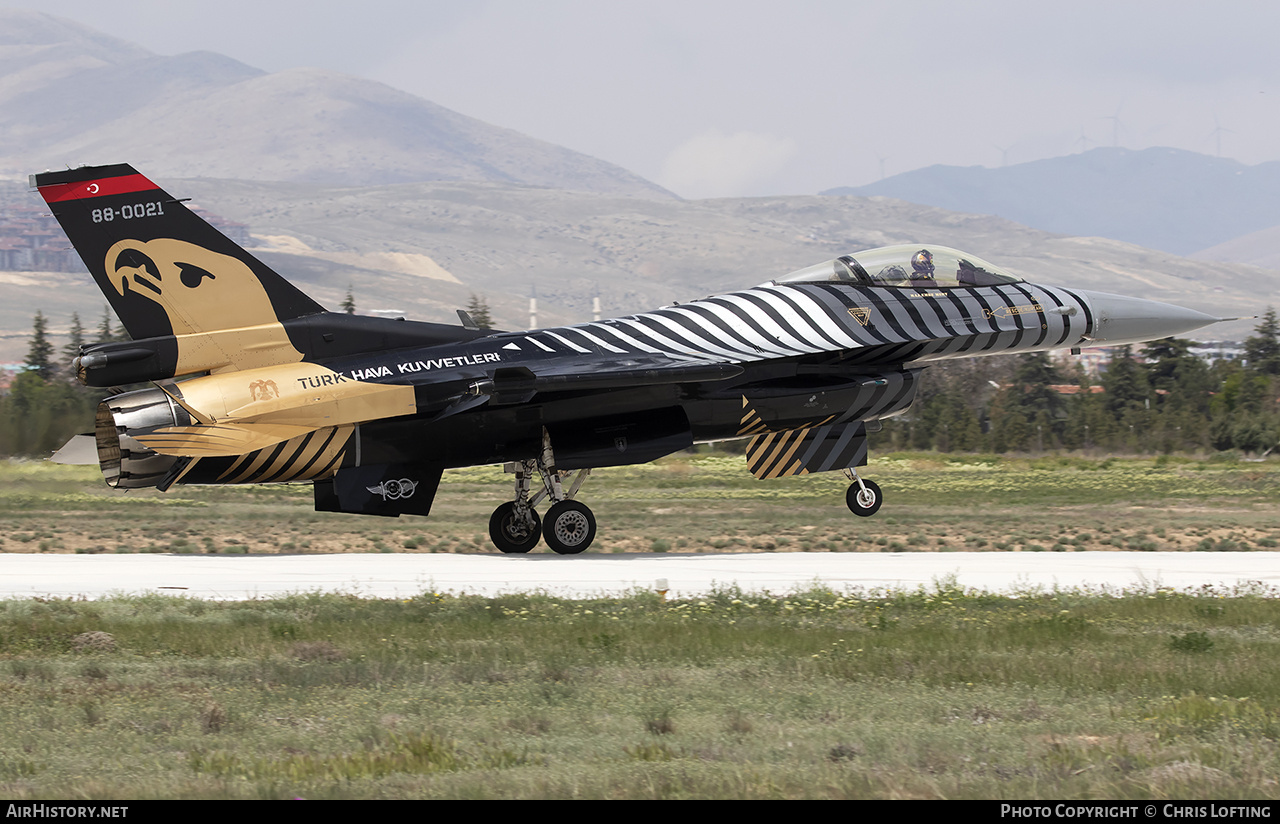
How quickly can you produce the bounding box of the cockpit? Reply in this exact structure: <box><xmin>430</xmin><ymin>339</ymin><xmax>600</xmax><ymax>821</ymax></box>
<box><xmin>772</xmin><ymin>245</ymin><xmax>1024</xmax><ymax>289</ymax></box>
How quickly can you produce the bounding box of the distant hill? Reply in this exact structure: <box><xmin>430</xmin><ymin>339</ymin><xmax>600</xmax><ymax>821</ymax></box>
<box><xmin>0</xmin><ymin>175</ymin><xmax>1267</xmax><ymax>363</ymax></box>
<box><xmin>822</xmin><ymin>147</ymin><xmax>1280</xmax><ymax>257</ymax></box>
<box><xmin>0</xmin><ymin>11</ymin><xmax>1266</xmax><ymax>367</ymax></box>
<box><xmin>0</xmin><ymin>10</ymin><xmax>673</xmax><ymax>197</ymax></box>
<box><xmin>1192</xmin><ymin>222</ymin><xmax>1280</xmax><ymax>270</ymax></box>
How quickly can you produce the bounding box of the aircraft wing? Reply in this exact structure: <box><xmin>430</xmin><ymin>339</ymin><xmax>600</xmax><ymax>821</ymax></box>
<box><xmin>134</xmin><ymin>355</ymin><xmax>744</xmax><ymax>454</ymax></box>
<box><xmin>485</xmin><ymin>354</ymin><xmax>744</xmax><ymax>398</ymax></box>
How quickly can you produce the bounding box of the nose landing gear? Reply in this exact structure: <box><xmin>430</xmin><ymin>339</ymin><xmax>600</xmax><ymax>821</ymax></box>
<box><xmin>843</xmin><ymin>468</ymin><xmax>882</xmax><ymax>517</ymax></box>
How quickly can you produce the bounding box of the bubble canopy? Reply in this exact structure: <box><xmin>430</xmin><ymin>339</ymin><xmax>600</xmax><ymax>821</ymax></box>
<box><xmin>772</xmin><ymin>245</ymin><xmax>1024</xmax><ymax>289</ymax></box>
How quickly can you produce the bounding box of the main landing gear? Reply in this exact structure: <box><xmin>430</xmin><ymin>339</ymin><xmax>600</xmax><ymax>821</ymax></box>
<box><xmin>843</xmin><ymin>468</ymin><xmax>882</xmax><ymax>517</ymax></box>
<box><xmin>488</xmin><ymin>431</ymin><xmax>597</xmax><ymax>554</ymax></box>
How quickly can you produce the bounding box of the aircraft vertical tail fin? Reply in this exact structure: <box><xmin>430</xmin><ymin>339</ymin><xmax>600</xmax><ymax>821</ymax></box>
<box><xmin>32</xmin><ymin>164</ymin><xmax>324</xmax><ymax>341</ymax></box>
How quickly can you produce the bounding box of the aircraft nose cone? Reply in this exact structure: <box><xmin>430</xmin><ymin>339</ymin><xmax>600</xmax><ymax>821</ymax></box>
<box><xmin>1081</xmin><ymin>291</ymin><xmax>1221</xmax><ymax>347</ymax></box>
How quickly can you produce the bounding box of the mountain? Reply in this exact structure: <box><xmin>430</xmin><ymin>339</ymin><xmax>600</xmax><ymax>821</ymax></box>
<box><xmin>1190</xmin><ymin>218</ymin><xmax>1280</xmax><ymax>270</ymax></box>
<box><xmin>0</xmin><ymin>11</ymin><xmax>1265</xmax><ymax>365</ymax></box>
<box><xmin>0</xmin><ymin>10</ymin><xmax>673</xmax><ymax>197</ymax></box>
<box><xmin>822</xmin><ymin>147</ymin><xmax>1280</xmax><ymax>257</ymax></box>
<box><xmin>0</xmin><ymin>175</ymin><xmax>1267</xmax><ymax>364</ymax></box>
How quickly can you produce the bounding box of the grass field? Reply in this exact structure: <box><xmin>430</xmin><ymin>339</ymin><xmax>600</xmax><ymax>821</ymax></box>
<box><xmin>1</xmin><ymin>453</ymin><xmax>1279</xmax><ymax>799</ymax></box>
<box><xmin>1</xmin><ymin>585</ymin><xmax>1279</xmax><ymax>799</ymax></box>
<box><xmin>2</xmin><ymin>452</ymin><xmax>1278</xmax><ymax>556</ymax></box>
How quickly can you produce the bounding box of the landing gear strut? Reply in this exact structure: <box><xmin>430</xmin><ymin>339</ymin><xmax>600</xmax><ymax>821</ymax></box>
<box><xmin>844</xmin><ymin>468</ymin><xmax>882</xmax><ymax>517</ymax></box>
<box><xmin>488</xmin><ymin>429</ymin><xmax>597</xmax><ymax>554</ymax></box>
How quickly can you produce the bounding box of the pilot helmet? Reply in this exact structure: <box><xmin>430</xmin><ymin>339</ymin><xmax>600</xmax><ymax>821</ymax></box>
<box><xmin>911</xmin><ymin>249</ymin><xmax>935</xmax><ymax>277</ymax></box>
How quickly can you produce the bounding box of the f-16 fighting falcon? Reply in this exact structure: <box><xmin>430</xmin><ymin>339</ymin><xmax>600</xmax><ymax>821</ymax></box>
<box><xmin>33</xmin><ymin>164</ymin><xmax>1227</xmax><ymax>554</ymax></box>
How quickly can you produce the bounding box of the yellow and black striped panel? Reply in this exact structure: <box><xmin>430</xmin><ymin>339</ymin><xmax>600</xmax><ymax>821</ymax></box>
<box><xmin>737</xmin><ymin>395</ymin><xmax>770</xmax><ymax>436</ymax></box>
<box><xmin>746</xmin><ymin>421</ymin><xmax>868</xmax><ymax>479</ymax></box>
<box><xmin>213</xmin><ymin>425</ymin><xmax>354</xmax><ymax>485</ymax></box>
<box><xmin>746</xmin><ymin>429</ymin><xmax>811</xmax><ymax>478</ymax></box>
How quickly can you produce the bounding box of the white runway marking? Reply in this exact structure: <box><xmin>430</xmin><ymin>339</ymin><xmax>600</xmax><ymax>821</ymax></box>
<box><xmin>1</xmin><ymin>552</ymin><xmax>1278</xmax><ymax>600</ymax></box>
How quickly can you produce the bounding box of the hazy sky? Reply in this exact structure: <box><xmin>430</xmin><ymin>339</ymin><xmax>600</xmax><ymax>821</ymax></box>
<box><xmin>26</xmin><ymin>1</ymin><xmax>1280</xmax><ymax>199</ymax></box>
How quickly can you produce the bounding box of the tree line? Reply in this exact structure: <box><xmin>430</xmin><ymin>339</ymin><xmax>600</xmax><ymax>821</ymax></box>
<box><xmin>0</xmin><ymin>308</ymin><xmax>127</xmax><ymax>457</ymax></box>
<box><xmin>1</xmin><ymin>307</ymin><xmax>1277</xmax><ymax>460</ymax></box>
<box><xmin>879</xmin><ymin>309</ymin><xmax>1280</xmax><ymax>457</ymax></box>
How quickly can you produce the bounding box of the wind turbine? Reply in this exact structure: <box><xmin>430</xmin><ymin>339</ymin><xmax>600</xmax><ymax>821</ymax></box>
<box><xmin>1208</xmin><ymin>116</ymin><xmax>1235</xmax><ymax>157</ymax></box>
<box><xmin>874</xmin><ymin>152</ymin><xmax>889</xmax><ymax>181</ymax></box>
<box><xmin>1098</xmin><ymin>105</ymin><xmax>1124</xmax><ymax>147</ymax></box>
<box><xmin>1074</xmin><ymin>125</ymin><xmax>1092</xmax><ymax>154</ymax></box>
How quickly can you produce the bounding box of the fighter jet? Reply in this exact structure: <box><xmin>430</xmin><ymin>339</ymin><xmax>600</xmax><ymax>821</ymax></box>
<box><xmin>33</xmin><ymin>164</ymin><xmax>1226</xmax><ymax>554</ymax></box>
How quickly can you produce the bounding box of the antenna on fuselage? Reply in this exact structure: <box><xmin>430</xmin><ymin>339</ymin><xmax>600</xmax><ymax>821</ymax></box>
<box><xmin>529</xmin><ymin>284</ymin><xmax>537</xmax><ymax>330</ymax></box>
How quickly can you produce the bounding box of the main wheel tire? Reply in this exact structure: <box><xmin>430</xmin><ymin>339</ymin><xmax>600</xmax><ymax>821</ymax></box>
<box><xmin>489</xmin><ymin>502</ymin><xmax>542</xmax><ymax>553</ymax></box>
<box><xmin>846</xmin><ymin>479</ymin><xmax>883</xmax><ymax>517</ymax></box>
<box><xmin>542</xmin><ymin>500</ymin><xmax>597</xmax><ymax>555</ymax></box>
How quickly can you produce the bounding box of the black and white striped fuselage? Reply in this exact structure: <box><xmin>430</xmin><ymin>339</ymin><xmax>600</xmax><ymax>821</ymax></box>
<box><xmin>298</xmin><ymin>278</ymin><xmax>1097</xmax><ymax>469</ymax></box>
<box><xmin>517</xmin><ymin>280</ymin><xmax>1093</xmax><ymax>368</ymax></box>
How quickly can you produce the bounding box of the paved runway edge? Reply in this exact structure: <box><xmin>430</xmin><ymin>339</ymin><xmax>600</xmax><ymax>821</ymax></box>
<box><xmin>1</xmin><ymin>552</ymin><xmax>1279</xmax><ymax>601</ymax></box>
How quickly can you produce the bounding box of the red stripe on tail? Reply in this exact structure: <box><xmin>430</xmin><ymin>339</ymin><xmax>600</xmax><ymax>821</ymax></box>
<box><xmin>39</xmin><ymin>174</ymin><xmax>160</xmax><ymax>203</ymax></box>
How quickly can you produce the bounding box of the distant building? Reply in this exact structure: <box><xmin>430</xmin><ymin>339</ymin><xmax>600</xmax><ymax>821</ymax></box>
<box><xmin>0</xmin><ymin>204</ymin><xmax>253</xmax><ymax>271</ymax></box>
<box><xmin>1048</xmin><ymin>384</ymin><xmax>1105</xmax><ymax>395</ymax></box>
<box><xmin>0</xmin><ymin>365</ymin><xmax>24</xmax><ymax>394</ymax></box>
<box><xmin>1051</xmin><ymin>346</ymin><xmax>1113</xmax><ymax>377</ymax></box>
<box><xmin>0</xmin><ymin>205</ymin><xmax>78</xmax><ymax>271</ymax></box>
<box><xmin>1188</xmin><ymin>340</ymin><xmax>1245</xmax><ymax>365</ymax></box>
<box><xmin>190</xmin><ymin>207</ymin><xmax>253</xmax><ymax>247</ymax></box>
<box><xmin>1053</xmin><ymin>341</ymin><xmax>1247</xmax><ymax>375</ymax></box>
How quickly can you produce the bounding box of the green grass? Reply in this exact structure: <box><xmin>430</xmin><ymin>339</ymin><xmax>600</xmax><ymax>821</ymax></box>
<box><xmin>2</xmin><ymin>453</ymin><xmax>1279</xmax><ymax>796</ymax></box>
<box><xmin>2</xmin><ymin>453</ymin><xmax>1279</xmax><ymax>557</ymax></box>
<box><xmin>1</xmin><ymin>584</ymin><xmax>1280</xmax><ymax>798</ymax></box>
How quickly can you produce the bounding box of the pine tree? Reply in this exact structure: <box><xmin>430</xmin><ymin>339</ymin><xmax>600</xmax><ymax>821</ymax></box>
<box><xmin>96</xmin><ymin>305</ymin><xmax>114</xmax><ymax>343</ymax></box>
<box><xmin>1143</xmin><ymin>337</ymin><xmax>1212</xmax><ymax>445</ymax></box>
<box><xmin>1102</xmin><ymin>346</ymin><xmax>1150</xmax><ymax>417</ymax></box>
<box><xmin>992</xmin><ymin>352</ymin><xmax>1065</xmax><ymax>449</ymax></box>
<box><xmin>24</xmin><ymin>311</ymin><xmax>55</xmax><ymax>381</ymax></box>
<box><xmin>62</xmin><ymin>312</ymin><xmax>85</xmax><ymax>380</ymax></box>
<box><xmin>1143</xmin><ymin>337</ymin><xmax>1191</xmax><ymax>397</ymax></box>
<box><xmin>466</xmin><ymin>294</ymin><xmax>494</xmax><ymax>329</ymax></box>
<box><xmin>1012</xmin><ymin>352</ymin><xmax>1064</xmax><ymax>420</ymax></box>
<box><xmin>341</xmin><ymin>286</ymin><xmax>356</xmax><ymax>315</ymax></box>
<box><xmin>987</xmin><ymin>387</ymin><xmax>1029</xmax><ymax>452</ymax></box>
<box><xmin>1062</xmin><ymin>371</ymin><xmax>1111</xmax><ymax>452</ymax></box>
<box><xmin>0</xmin><ymin>371</ymin><xmax>96</xmax><ymax>456</ymax></box>
<box><xmin>1244</xmin><ymin>307</ymin><xmax>1280</xmax><ymax>376</ymax></box>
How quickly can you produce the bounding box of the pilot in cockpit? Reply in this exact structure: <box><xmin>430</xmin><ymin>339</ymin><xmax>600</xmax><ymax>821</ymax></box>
<box><xmin>909</xmin><ymin>249</ymin><xmax>938</xmax><ymax>286</ymax></box>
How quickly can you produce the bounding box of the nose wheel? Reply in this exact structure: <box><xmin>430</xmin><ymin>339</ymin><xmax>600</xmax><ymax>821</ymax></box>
<box><xmin>845</xmin><ymin>477</ymin><xmax>882</xmax><ymax>517</ymax></box>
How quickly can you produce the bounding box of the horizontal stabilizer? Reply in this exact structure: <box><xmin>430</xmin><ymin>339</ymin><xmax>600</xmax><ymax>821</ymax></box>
<box><xmin>50</xmin><ymin>434</ymin><xmax>99</xmax><ymax>465</ymax></box>
<box><xmin>134</xmin><ymin>423</ymin><xmax>316</xmax><ymax>457</ymax></box>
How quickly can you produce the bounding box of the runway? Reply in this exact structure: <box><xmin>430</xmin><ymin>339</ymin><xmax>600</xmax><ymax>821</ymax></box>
<box><xmin>1</xmin><ymin>551</ymin><xmax>1278</xmax><ymax>600</ymax></box>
